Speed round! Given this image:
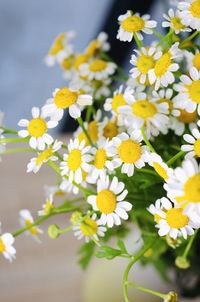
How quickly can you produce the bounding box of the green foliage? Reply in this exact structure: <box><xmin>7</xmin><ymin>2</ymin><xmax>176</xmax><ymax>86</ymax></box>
<box><xmin>78</xmin><ymin>241</ymin><xmax>95</xmax><ymax>270</ymax></box>
<box><xmin>96</xmin><ymin>239</ymin><xmax>129</xmax><ymax>260</ymax></box>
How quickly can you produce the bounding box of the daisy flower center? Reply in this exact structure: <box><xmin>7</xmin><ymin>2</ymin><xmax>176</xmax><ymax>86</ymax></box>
<box><xmin>94</xmin><ymin>148</ymin><xmax>107</xmax><ymax>169</ymax></box>
<box><xmin>86</xmin><ymin>40</ymin><xmax>98</xmax><ymax>57</ymax></box>
<box><xmin>166</xmin><ymin>208</ymin><xmax>189</xmax><ymax>229</ymax></box>
<box><xmin>190</xmin><ymin>0</ymin><xmax>200</xmax><ymax>18</ymax></box>
<box><xmin>184</xmin><ymin>173</ymin><xmax>200</xmax><ymax>202</ymax></box>
<box><xmin>121</xmin><ymin>16</ymin><xmax>145</xmax><ymax>32</ymax></box>
<box><xmin>80</xmin><ymin>218</ymin><xmax>98</xmax><ymax>236</ymax></box>
<box><xmin>103</xmin><ymin>121</ymin><xmax>118</xmax><ymax>139</ymax></box>
<box><xmin>61</xmin><ymin>55</ymin><xmax>74</xmax><ymax>70</ymax></box>
<box><xmin>178</xmin><ymin>109</ymin><xmax>197</xmax><ymax>123</ymax></box>
<box><xmin>74</xmin><ymin>54</ymin><xmax>88</xmax><ymax>70</ymax></box>
<box><xmin>112</xmin><ymin>94</ymin><xmax>127</xmax><ymax>113</ymax></box>
<box><xmin>153</xmin><ymin>162</ymin><xmax>168</xmax><ymax>180</ymax></box>
<box><xmin>0</xmin><ymin>238</ymin><xmax>6</xmax><ymax>253</ymax></box>
<box><xmin>157</xmin><ymin>98</ymin><xmax>173</xmax><ymax>112</ymax></box>
<box><xmin>171</xmin><ymin>17</ymin><xmax>185</xmax><ymax>30</ymax></box>
<box><xmin>194</xmin><ymin>139</ymin><xmax>200</xmax><ymax>157</ymax></box>
<box><xmin>49</xmin><ymin>33</ymin><xmax>64</xmax><ymax>55</ymax></box>
<box><xmin>193</xmin><ymin>53</ymin><xmax>200</xmax><ymax>70</ymax></box>
<box><xmin>28</xmin><ymin>118</ymin><xmax>47</xmax><ymax>138</ymax></box>
<box><xmin>137</xmin><ymin>55</ymin><xmax>155</xmax><ymax>74</ymax></box>
<box><xmin>36</xmin><ymin>148</ymin><xmax>53</xmax><ymax>165</ymax></box>
<box><xmin>88</xmin><ymin>121</ymin><xmax>99</xmax><ymax>142</ymax></box>
<box><xmin>78</xmin><ymin>131</ymin><xmax>89</xmax><ymax>146</ymax></box>
<box><xmin>188</xmin><ymin>80</ymin><xmax>200</xmax><ymax>104</ymax></box>
<box><xmin>89</xmin><ymin>59</ymin><xmax>107</xmax><ymax>72</ymax></box>
<box><xmin>154</xmin><ymin>53</ymin><xmax>171</xmax><ymax>77</ymax></box>
<box><xmin>96</xmin><ymin>189</ymin><xmax>116</xmax><ymax>214</ymax></box>
<box><xmin>118</xmin><ymin>139</ymin><xmax>142</xmax><ymax>163</ymax></box>
<box><xmin>67</xmin><ymin>149</ymin><xmax>82</xmax><ymax>171</ymax></box>
<box><xmin>25</xmin><ymin>219</ymin><xmax>39</xmax><ymax>236</ymax></box>
<box><xmin>44</xmin><ymin>200</ymin><xmax>54</xmax><ymax>215</ymax></box>
<box><xmin>54</xmin><ymin>88</ymin><xmax>78</xmax><ymax>109</ymax></box>
<box><xmin>132</xmin><ymin>100</ymin><xmax>157</xmax><ymax>119</ymax></box>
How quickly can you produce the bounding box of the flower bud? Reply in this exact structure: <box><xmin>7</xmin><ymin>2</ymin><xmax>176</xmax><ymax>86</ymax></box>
<box><xmin>70</xmin><ymin>211</ymin><xmax>82</xmax><ymax>225</ymax></box>
<box><xmin>164</xmin><ymin>291</ymin><xmax>178</xmax><ymax>302</ymax></box>
<box><xmin>166</xmin><ymin>235</ymin><xmax>181</xmax><ymax>249</ymax></box>
<box><xmin>175</xmin><ymin>256</ymin><xmax>190</xmax><ymax>269</ymax></box>
<box><xmin>48</xmin><ymin>224</ymin><xmax>60</xmax><ymax>239</ymax></box>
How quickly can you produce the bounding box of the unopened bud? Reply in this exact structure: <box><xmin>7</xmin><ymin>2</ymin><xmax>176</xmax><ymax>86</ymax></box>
<box><xmin>48</xmin><ymin>224</ymin><xmax>60</xmax><ymax>239</ymax></box>
<box><xmin>164</xmin><ymin>291</ymin><xmax>178</xmax><ymax>302</ymax></box>
<box><xmin>70</xmin><ymin>211</ymin><xmax>82</xmax><ymax>225</ymax></box>
<box><xmin>175</xmin><ymin>256</ymin><xmax>190</xmax><ymax>269</ymax></box>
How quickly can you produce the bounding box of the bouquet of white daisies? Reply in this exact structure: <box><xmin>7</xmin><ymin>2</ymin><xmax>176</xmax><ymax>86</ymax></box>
<box><xmin>1</xmin><ymin>1</ymin><xmax>200</xmax><ymax>301</ymax></box>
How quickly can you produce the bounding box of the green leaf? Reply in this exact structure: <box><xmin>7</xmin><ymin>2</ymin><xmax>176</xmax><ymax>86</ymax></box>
<box><xmin>96</xmin><ymin>245</ymin><xmax>122</xmax><ymax>260</ymax></box>
<box><xmin>117</xmin><ymin>239</ymin><xmax>128</xmax><ymax>254</ymax></box>
<box><xmin>78</xmin><ymin>241</ymin><xmax>95</xmax><ymax>270</ymax></box>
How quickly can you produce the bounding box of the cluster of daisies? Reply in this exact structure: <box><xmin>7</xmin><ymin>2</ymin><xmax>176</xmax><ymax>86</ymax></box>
<box><xmin>0</xmin><ymin>0</ymin><xmax>200</xmax><ymax>269</ymax></box>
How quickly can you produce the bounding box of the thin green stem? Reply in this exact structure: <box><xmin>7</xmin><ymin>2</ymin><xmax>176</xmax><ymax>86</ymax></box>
<box><xmin>77</xmin><ymin>117</ymin><xmax>95</xmax><ymax>147</ymax></box>
<box><xmin>135</xmin><ymin>168</ymin><xmax>158</xmax><ymax>177</ymax></box>
<box><xmin>141</xmin><ymin>125</ymin><xmax>156</xmax><ymax>153</ymax></box>
<box><xmin>123</xmin><ymin>238</ymin><xmax>156</xmax><ymax>302</ymax></box>
<box><xmin>166</xmin><ymin>150</ymin><xmax>185</xmax><ymax>166</ymax></box>
<box><xmin>0</xmin><ymin>127</ymin><xmax>18</xmax><ymax>135</ymax></box>
<box><xmin>133</xmin><ymin>33</ymin><xmax>143</xmax><ymax>49</ymax></box>
<box><xmin>157</xmin><ymin>28</ymin><xmax>174</xmax><ymax>47</ymax></box>
<box><xmin>152</xmin><ymin>29</ymin><xmax>164</xmax><ymax>39</ymax></box>
<box><xmin>127</xmin><ymin>281</ymin><xmax>165</xmax><ymax>299</ymax></box>
<box><xmin>180</xmin><ymin>31</ymin><xmax>200</xmax><ymax>47</ymax></box>
<box><xmin>183</xmin><ymin>229</ymin><xmax>198</xmax><ymax>258</ymax></box>
<box><xmin>0</xmin><ymin>137</ymin><xmax>29</xmax><ymax>144</ymax></box>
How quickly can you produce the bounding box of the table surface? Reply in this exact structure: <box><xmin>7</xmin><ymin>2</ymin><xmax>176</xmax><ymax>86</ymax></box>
<box><xmin>0</xmin><ymin>145</ymin><xmax>200</xmax><ymax>302</ymax></box>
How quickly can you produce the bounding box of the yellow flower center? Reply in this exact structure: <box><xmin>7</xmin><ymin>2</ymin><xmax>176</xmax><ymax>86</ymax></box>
<box><xmin>166</xmin><ymin>208</ymin><xmax>189</xmax><ymax>228</ymax></box>
<box><xmin>49</xmin><ymin>33</ymin><xmax>64</xmax><ymax>55</ymax></box>
<box><xmin>121</xmin><ymin>16</ymin><xmax>145</xmax><ymax>32</ymax></box>
<box><xmin>36</xmin><ymin>148</ymin><xmax>53</xmax><ymax>165</ymax></box>
<box><xmin>183</xmin><ymin>173</ymin><xmax>200</xmax><ymax>202</ymax></box>
<box><xmin>67</xmin><ymin>149</ymin><xmax>82</xmax><ymax>171</ymax></box>
<box><xmin>153</xmin><ymin>162</ymin><xmax>168</xmax><ymax>180</ymax></box>
<box><xmin>28</xmin><ymin>118</ymin><xmax>47</xmax><ymax>138</ymax></box>
<box><xmin>194</xmin><ymin>139</ymin><xmax>200</xmax><ymax>157</ymax></box>
<box><xmin>118</xmin><ymin>139</ymin><xmax>142</xmax><ymax>163</ymax></box>
<box><xmin>103</xmin><ymin>121</ymin><xmax>118</xmax><ymax>139</ymax></box>
<box><xmin>0</xmin><ymin>238</ymin><xmax>6</xmax><ymax>253</ymax></box>
<box><xmin>171</xmin><ymin>17</ymin><xmax>185</xmax><ymax>30</ymax></box>
<box><xmin>60</xmin><ymin>54</ymin><xmax>74</xmax><ymax>70</ymax></box>
<box><xmin>188</xmin><ymin>80</ymin><xmax>200</xmax><ymax>104</ymax></box>
<box><xmin>154</xmin><ymin>53</ymin><xmax>171</xmax><ymax>77</ymax></box>
<box><xmin>25</xmin><ymin>219</ymin><xmax>39</xmax><ymax>236</ymax></box>
<box><xmin>193</xmin><ymin>53</ymin><xmax>200</xmax><ymax>70</ymax></box>
<box><xmin>137</xmin><ymin>55</ymin><xmax>155</xmax><ymax>74</ymax></box>
<box><xmin>80</xmin><ymin>218</ymin><xmax>98</xmax><ymax>236</ymax></box>
<box><xmin>88</xmin><ymin>121</ymin><xmax>99</xmax><ymax>143</ymax></box>
<box><xmin>96</xmin><ymin>189</ymin><xmax>117</xmax><ymax>214</ymax></box>
<box><xmin>94</xmin><ymin>148</ymin><xmax>107</xmax><ymax>169</ymax></box>
<box><xmin>190</xmin><ymin>0</ymin><xmax>200</xmax><ymax>18</ymax></box>
<box><xmin>54</xmin><ymin>88</ymin><xmax>78</xmax><ymax>109</ymax></box>
<box><xmin>78</xmin><ymin>131</ymin><xmax>89</xmax><ymax>146</ymax></box>
<box><xmin>132</xmin><ymin>100</ymin><xmax>157</xmax><ymax>120</ymax></box>
<box><xmin>86</xmin><ymin>40</ymin><xmax>98</xmax><ymax>57</ymax></box>
<box><xmin>44</xmin><ymin>200</ymin><xmax>54</xmax><ymax>215</ymax></box>
<box><xmin>89</xmin><ymin>59</ymin><xmax>107</xmax><ymax>72</ymax></box>
<box><xmin>74</xmin><ymin>54</ymin><xmax>88</xmax><ymax>70</ymax></box>
<box><xmin>178</xmin><ymin>109</ymin><xmax>197</xmax><ymax>123</ymax></box>
<box><xmin>111</xmin><ymin>94</ymin><xmax>127</xmax><ymax>114</ymax></box>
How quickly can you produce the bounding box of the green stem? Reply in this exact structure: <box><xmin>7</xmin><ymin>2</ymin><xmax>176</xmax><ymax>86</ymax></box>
<box><xmin>135</xmin><ymin>168</ymin><xmax>158</xmax><ymax>177</ymax></box>
<box><xmin>127</xmin><ymin>281</ymin><xmax>165</xmax><ymax>299</ymax></box>
<box><xmin>77</xmin><ymin>117</ymin><xmax>95</xmax><ymax>147</ymax></box>
<box><xmin>133</xmin><ymin>33</ymin><xmax>143</xmax><ymax>49</ymax></box>
<box><xmin>0</xmin><ymin>127</ymin><xmax>18</xmax><ymax>135</ymax></box>
<box><xmin>0</xmin><ymin>137</ymin><xmax>29</xmax><ymax>144</ymax></box>
<box><xmin>0</xmin><ymin>147</ymin><xmax>35</xmax><ymax>155</ymax></box>
<box><xmin>157</xmin><ymin>28</ymin><xmax>174</xmax><ymax>47</ymax></box>
<box><xmin>152</xmin><ymin>29</ymin><xmax>164</xmax><ymax>39</ymax></box>
<box><xmin>180</xmin><ymin>31</ymin><xmax>200</xmax><ymax>47</ymax></box>
<box><xmin>123</xmin><ymin>238</ymin><xmax>156</xmax><ymax>302</ymax></box>
<box><xmin>166</xmin><ymin>151</ymin><xmax>185</xmax><ymax>166</ymax></box>
<box><xmin>141</xmin><ymin>125</ymin><xmax>156</xmax><ymax>153</ymax></box>
<box><xmin>183</xmin><ymin>229</ymin><xmax>198</xmax><ymax>258</ymax></box>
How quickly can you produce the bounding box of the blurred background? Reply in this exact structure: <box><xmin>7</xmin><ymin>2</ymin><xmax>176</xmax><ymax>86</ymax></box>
<box><xmin>0</xmin><ymin>0</ymin><xmax>181</xmax><ymax>301</ymax></box>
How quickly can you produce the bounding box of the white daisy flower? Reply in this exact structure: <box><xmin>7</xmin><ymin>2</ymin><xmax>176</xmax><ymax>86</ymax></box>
<box><xmin>60</xmin><ymin>138</ymin><xmax>92</xmax><ymax>184</ymax></box>
<box><xmin>164</xmin><ymin>159</ymin><xmax>200</xmax><ymax>213</ymax></box>
<box><xmin>87</xmin><ymin>138</ymin><xmax>114</xmax><ymax>183</ymax></box>
<box><xmin>0</xmin><ymin>223</ymin><xmax>16</xmax><ymax>262</ymax></box>
<box><xmin>144</xmin><ymin>152</ymin><xmax>173</xmax><ymax>181</ymax></box>
<box><xmin>85</xmin><ymin>32</ymin><xmax>110</xmax><ymax>57</ymax></box>
<box><xmin>149</xmin><ymin>197</ymin><xmax>199</xmax><ymax>239</ymax></box>
<box><xmin>18</xmin><ymin>107</ymin><xmax>58</xmax><ymax>151</ymax></box>
<box><xmin>44</xmin><ymin>184</ymin><xmax>66</xmax><ymax>198</ymax></box>
<box><xmin>149</xmin><ymin>42</ymin><xmax>181</xmax><ymax>90</ymax></box>
<box><xmin>117</xmin><ymin>10</ymin><xmax>157</xmax><ymax>42</ymax></box>
<box><xmin>60</xmin><ymin>169</ymin><xmax>89</xmax><ymax>195</ymax></box>
<box><xmin>19</xmin><ymin>209</ymin><xmax>43</xmax><ymax>240</ymax></box>
<box><xmin>79</xmin><ymin>59</ymin><xmax>116</xmax><ymax>81</ymax></box>
<box><xmin>27</xmin><ymin>140</ymin><xmax>62</xmax><ymax>173</ymax></box>
<box><xmin>174</xmin><ymin>67</ymin><xmax>200</xmax><ymax>114</ymax></box>
<box><xmin>178</xmin><ymin>0</ymin><xmax>200</xmax><ymax>31</ymax></box>
<box><xmin>88</xmin><ymin>175</ymin><xmax>132</xmax><ymax>228</ymax></box>
<box><xmin>38</xmin><ymin>195</ymin><xmax>54</xmax><ymax>216</ymax></box>
<box><xmin>104</xmin><ymin>85</ymin><xmax>132</xmax><ymax>116</ymax></box>
<box><xmin>42</xmin><ymin>87</ymin><xmax>93</xmax><ymax>121</ymax></box>
<box><xmin>100</xmin><ymin>115</ymin><xmax>121</xmax><ymax>141</ymax></box>
<box><xmin>45</xmin><ymin>31</ymin><xmax>75</xmax><ymax>66</ymax></box>
<box><xmin>108</xmin><ymin>131</ymin><xmax>147</xmax><ymax>177</ymax></box>
<box><xmin>185</xmin><ymin>49</ymin><xmax>200</xmax><ymax>72</ymax></box>
<box><xmin>126</xmin><ymin>76</ymin><xmax>146</xmax><ymax>91</ymax></box>
<box><xmin>147</xmin><ymin>198</ymin><xmax>165</xmax><ymax>224</ymax></box>
<box><xmin>130</xmin><ymin>46</ymin><xmax>162</xmax><ymax>84</ymax></box>
<box><xmin>162</xmin><ymin>8</ymin><xmax>191</xmax><ymax>34</ymax></box>
<box><xmin>73</xmin><ymin>213</ymin><xmax>106</xmax><ymax>242</ymax></box>
<box><xmin>119</xmin><ymin>92</ymin><xmax>169</xmax><ymax>138</ymax></box>
<box><xmin>182</xmin><ymin>127</ymin><xmax>200</xmax><ymax>159</ymax></box>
